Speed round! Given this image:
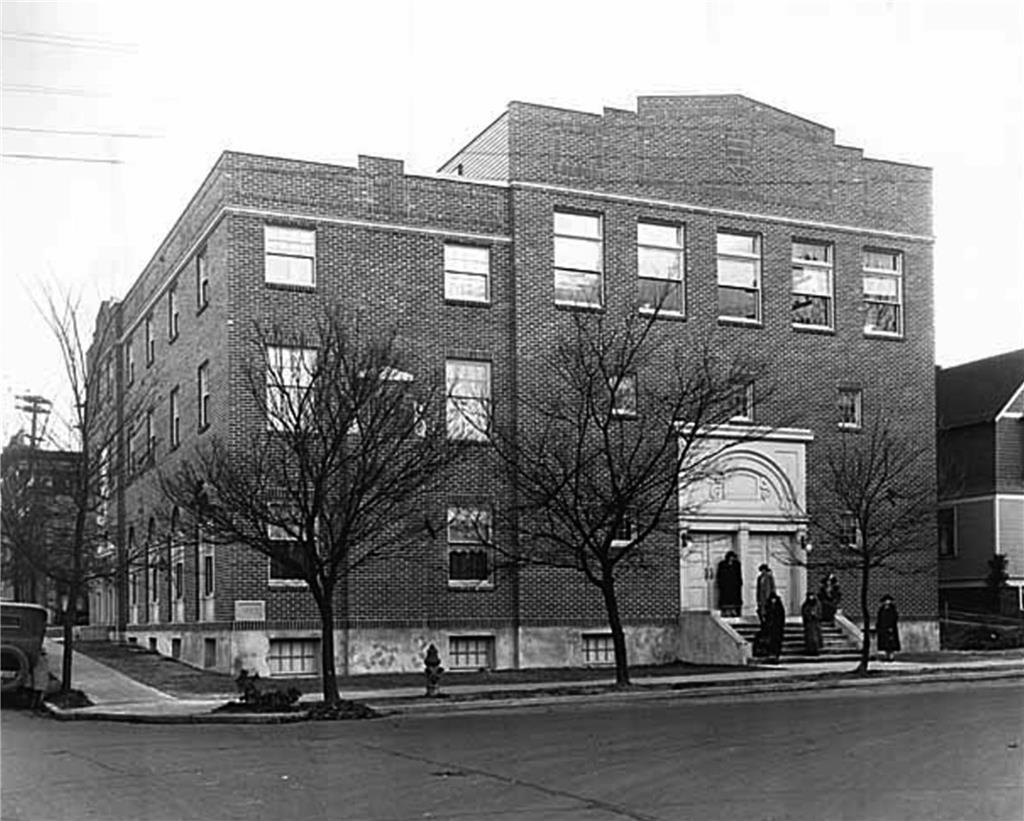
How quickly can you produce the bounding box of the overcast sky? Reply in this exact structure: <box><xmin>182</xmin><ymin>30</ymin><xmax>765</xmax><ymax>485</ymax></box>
<box><xmin>2</xmin><ymin>0</ymin><xmax>1022</xmax><ymax>444</ymax></box>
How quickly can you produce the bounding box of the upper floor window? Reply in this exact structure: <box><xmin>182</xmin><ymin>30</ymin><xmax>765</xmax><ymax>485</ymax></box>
<box><xmin>730</xmin><ymin>381</ymin><xmax>755</xmax><ymax>423</ymax></box>
<box><xmin>145</xmin><ymin>314</ymin><xmax>155</xmax><ymax>366</ymax></box>
<box><xmin>609</xmin><ymin>374</ymin><xmax>637</xmax><ymax>418</ymax></box>
<box><xmin>838</xmin><ymin>387</ymin><xmax>862</xmax><ymax>430</ymax></box>
<box><xmin>168</xmin><ymin>283</ymin><xmax>179</xmax><ymax>340</ymax></box>
<box><xmin>267</xmin><ymin>515</ymin><xmax>307</xmax><ymax>583</ymax></box>
<box><xmin>447</xmin><ymin>506</ymin><xmax>492</xmax><ymax>587</ymax></box>
<box><xmin>265</xmin><ymin>226</ymin><xmax>316</xmax><ymax>288</ymax></box>
<box><xmin>196</xmin><ymin>248</ymin><xmax>209</xmax><ymax>310</ymax></box>
<box><xmin>792</xmin><ymin>240</ymin><xmax>833</xmax><ymax>330</ymax></box>
<box><xmin>266</xmin><ymin>346</ymin><xmax>317</xmax><ymax>431</ymax></box>
<box><xmin>554</xmin><ymin>211</ymin><xmax>603</xmax><ymax>308</ymax></box>
<box><xmin>145</xmin><ymin>409</ymin><xmax>156</xmax><ymax>464</ymax></box>
<box><xmin>103</xmin><ymin>355</ymin><xmax>114</xmax><ymax>400</ymax></box>
<box><xmin>938</xmin><ymin>508</ymin><xmax>956</xmax><ymax>558</ymax></box>
<box><xmin>717</xmin><ymin>231</ymin><xmax>761</xmax><ymax>323</ymax></box>
<box><xmin>446</xmin><ymin>359</ymin><xmax>491</xmax><ymax>442</ymax></box>
<box><xmin>125</xmin><ymin>337</ymin><xmax>135</xmax><ymax>385</ymax></box>
<box><xmin>637</xmin><ymin>222</ymin><xmax>685</xmax><ymax>315</ymax></box>
<box><xmin>862</xmin><ymin>249</ymin><xmax>903</xmax><ymax>336</ymax></box>
<box><xmin>198</xmin><ymin>361</ymin><xmax>210</xmax><ymax>430</ymax></box>
<box><xmin>444</xmin><ymin>244</ymin><xmax>490</xmax><ymax>304</ymax></box>
<box><xmin>125</xmin><ymin>421</ymin><xmax>135</xmax><ymax>475</ymax></box>
<box><xmin>169</xmin><ymin>386</ymin><xmax>181</xmax><ymax>449</ymax></box>
<box><xmin>839</xmin><ymin>512</ymin><xmax>861</xmax><ymax>548</ymax></box>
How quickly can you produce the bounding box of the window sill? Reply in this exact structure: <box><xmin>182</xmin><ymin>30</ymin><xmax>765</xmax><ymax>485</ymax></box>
<box><xmin>445</xmin><ymin>298</ymin><xmax>491</xmax><ymax>308</ymax></box>
<box><xmin>639</xmin><ymin>309</ymin><xmax>687</xmax><ymax>322</ymax></box>
<box><xmin>717</xmin><ymin>318</ymin><xmax>762</xmax><ymax>329</ymax></box>
<box><xmin>448</xmin><ymin>581</ymin><xmax>495</xmax><ymax>591</ymax></box>
<box><xmin>555</xmin><ymin>301</ymin><xmax>605</xmax><ymax>314</ymax></box>
<box><xmin>265</xmin><ymin>281</ymin><xmax>316</xmax><ymax>293</ymax></box>
<box><xmin>863</xmin><ymin>331</ymin><xmax>904</xmax><ymax>341</ymax></box>
<box><xmin>269</xmin><ymin>579</ymin><xmax>308</xmax><ymax>589</ymax></box>
<box><xmin>838</xmin><ymin>423</ymin><xmax>863</xmax><ymax>432</ymax></box>
<box><xmin>792</xmin><ymin>324</ymin><xmax>835</xmax><ymax>336</ymax></box>
<box><xmin>447</xmin><ymin>436</ymin><xmax>491</xmax><ymax>446</ymax></box>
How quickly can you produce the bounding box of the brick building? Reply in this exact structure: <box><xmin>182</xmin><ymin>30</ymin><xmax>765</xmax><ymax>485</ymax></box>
<box><xmin>87</xmin><ymin>95</ymin><xmax>938</xmax><ymax>676</ymax></box>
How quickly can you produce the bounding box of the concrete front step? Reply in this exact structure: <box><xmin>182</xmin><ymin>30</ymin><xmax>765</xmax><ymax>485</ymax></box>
<box><xmin>727</xmin><ymin>619</ymin><xmax>860</xmax><ymax>661</ymax></box>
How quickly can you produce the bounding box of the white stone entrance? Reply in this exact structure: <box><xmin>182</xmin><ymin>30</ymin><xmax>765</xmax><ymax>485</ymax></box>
<box><xmin>679</xmin><ymin>427</ymin><xmax>813</xmax><ymax>618</ymax></box>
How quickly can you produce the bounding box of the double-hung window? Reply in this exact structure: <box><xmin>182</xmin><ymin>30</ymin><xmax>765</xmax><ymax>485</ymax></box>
<box><xmin>609</xmin><ymin>374</ymin><xmax>637</xmax><ymax>418</ymax></box>
<box><xmin>838</xmin><ymin>387</ymin><xmax>862</xmax><ymax>430</ymax></box>
<box><xmin>266</xmin><ymin>346</ymin><xmax>317</xmax><ymax>431</ymax></box>
<box><xmin>554</xmin><ymin>211</ymin><xmax>603</xmax><ymax>308</ymax></box>
<box><xmin>197</xmin><ymin>362</ymin><xmax>210</xmax><ymax>430</ymax></box>
<box><xmin>125</xmin><ymin>337</ymin><xmax>135</xmax><ymax>385</ymax></box>
<box><xmin>730</xmin><ymin>381</ymin><xmax>755</xmax><ymax>423</ymax></box>
<box><xmin>447</xmin><ymin>507</ymin><xmax>492</xmax><ymax>587</ymax></box>
<box><xmin>168</xmin><ymin>283</ymin><xmax>179</xmax><ymax>340</ymax></box>
<box><xmin>938</xmin><ymin>508</ymin><xmax>956</xmax><ymax>558</ymax></box>
<box><xmin>446</xmin><ymin>359</ymin><xmax>491</xmax><ymax>441</ymax></box>
<box><xmin>444</xmin><ymin>244</ymin><xmax>490</xmax><ymax>303</ymax></box>
<box><xmin>267</xmin><ymin>514</ymin><xmax>307</xmax><ymax>583</ymax></box>
<box><xmin>265</xmin><ymin>226</ymin><xmax>316</xmax><ymax>287</ymax></box>
<box><xmin>716</xmin><ymin>231</ymin><xmax>761</xmax><ymax>322</ymax></box>
<box><xmin>196</xmin><ymin>248</ymin><xmax>209</xmax><ymax>310</ymax></box>
<box><xmin>169</xmin><ymin>386</ymin><xmax>180</xmax><ymax>449</ymax></box>
<box><xmin>791</xmin><ymin>240</ymin><xmax>834</xmax><ymax>329</ymax></box>
<box><xmin>862</xmin><ymin>249</ymin><xmax>903</xmax><ymax>336</ymax></box>
<box><xmin>637</xmin><ymin>222</ymin><xmax>685</xmax><ymax>315</ymax></box>
<box><xmin>145</xmin><ymin>409</ymin><xmax>155</xmax><ymax>465</ymax></box>
<box><xmin>145</xmin><ymin>314</ymin><xmax>154</xmax><ymax>366</ymax></box>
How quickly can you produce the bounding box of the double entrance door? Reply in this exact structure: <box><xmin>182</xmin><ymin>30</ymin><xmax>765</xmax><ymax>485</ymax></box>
<box><xmin>682</xmin><ymin>531</ymin><xmax>798</xmax><ymax>616</ymax></box>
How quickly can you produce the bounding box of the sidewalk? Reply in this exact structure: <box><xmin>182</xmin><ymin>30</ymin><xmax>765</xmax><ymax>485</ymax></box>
<box><xmin>41</xmin><ymin>638</ymin><xmax>1024</xmax><ymax>723</ymax></box>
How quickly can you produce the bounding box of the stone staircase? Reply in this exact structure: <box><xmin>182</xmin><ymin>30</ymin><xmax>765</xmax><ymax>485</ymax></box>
<box><xmin>729</xmin><ymin>618</ymin><xmax>862</xmax><ymax>664</ymax></box>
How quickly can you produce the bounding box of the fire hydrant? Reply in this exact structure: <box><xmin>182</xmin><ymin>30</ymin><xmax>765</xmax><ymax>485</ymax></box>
<box><xmin>424</xmin><ymin>643</ymin><xmax>444</xmax><ymax>697</ymax></box>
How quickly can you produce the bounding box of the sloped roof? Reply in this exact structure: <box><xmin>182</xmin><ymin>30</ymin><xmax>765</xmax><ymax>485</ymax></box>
<box><xmin>937</xmin><ymin>349</ymin><xmax>1024</xmax><ymax>429</ymax></box>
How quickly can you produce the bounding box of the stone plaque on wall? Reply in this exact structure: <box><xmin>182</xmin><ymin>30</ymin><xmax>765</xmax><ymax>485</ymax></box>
<box><xmin>234</xmin><ymin>600</ymin><xmax>266</xmax><ymax>622</ymax></box>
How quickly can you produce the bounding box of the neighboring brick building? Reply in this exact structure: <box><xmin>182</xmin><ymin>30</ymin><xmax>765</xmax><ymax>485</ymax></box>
<box><xmin>937</xmin><ymin>349</ymin><xmax>1024</xmax><ymax>613</ymax></box>
<box><xmin>87</xmin><ymin>95</ymin><xmax>938</xmax><ymax>676</ymax></box>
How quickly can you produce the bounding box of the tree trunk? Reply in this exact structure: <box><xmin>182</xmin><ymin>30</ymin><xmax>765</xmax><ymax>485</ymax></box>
<box><xmin>61</xmin><ymin>594</ymin><xmax>74</xmax><ymax>692</ymax></box>
<box><xmin>315</xmin><ymin>593</ymin><xmax>341</xmax><ymax>707</ymax></box>
<box><xmin>857</xmin><ymin>558</ymin><xmax>871</xmax><ymax>675</ymax></box>
<box><xmin>599</xmin><ymin>574</ymin><xmax>630</xmax><ymax>687</ymax></box>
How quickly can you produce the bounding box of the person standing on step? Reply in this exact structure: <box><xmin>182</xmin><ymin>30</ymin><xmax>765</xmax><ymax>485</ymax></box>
<box><xmin>876</xmin><ymin>594</ymin><xmax>901</xmax><ymax>661</ymax></box>
<box><xmin>764</xmin><ymin>592</ymin><xmax>786</xmax><ymax>663</ymax></box>
<box><xmin>756</xmin><ymin>563</ymin><xmax>776</xmax><ymax>625</ymax></box>
<box><xmin>801</xmin><ymin>592</ymin><xmax>823</xmax><ymax>656</ymax></box>
<box><xmin>716</xmin><ymin>550</ymin><xmax>743</xmax><ymax>617</ymax></box>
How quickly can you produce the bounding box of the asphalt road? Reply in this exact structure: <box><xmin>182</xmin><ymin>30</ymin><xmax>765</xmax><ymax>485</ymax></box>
<box><xmin>3</xmin><ymin>680</ymin><xmax>1022</xmax><ymax>821</ymax></box>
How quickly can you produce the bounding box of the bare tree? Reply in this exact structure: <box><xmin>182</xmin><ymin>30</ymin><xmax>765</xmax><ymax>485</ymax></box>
<box><xmin>807</xmin><ymin>415</ymin><xmax>935</xmax><ymax>673</ymax></box>
<box><xmin>483</xmin><ymin>311</ymin><xmax>772</xmax><ymax>686</ymax></box>
<box><xmin>159</xmin><ymin>312</ymin><xmax>457</xmax><ymax>707</ymax></box>
<box><xmin>1</xmin><ymin>289</ymin><xmax>144</xmax><ymax>692</ymax></box>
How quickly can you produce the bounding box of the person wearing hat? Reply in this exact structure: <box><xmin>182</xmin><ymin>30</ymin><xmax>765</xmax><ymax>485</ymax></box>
<box><xmin>756</xmin><ymin>563</ymin><xmax>776</xmax><ymax>625</ymax></box>
<box><xmin>715</xmin><ymin>550</ymin><xmax>743</xmax><ymax>617</ymax></box>
<box><xmin>876</xmin><ymin>594</ymin><xmax>901</xmax><ymax>661</ymax></box>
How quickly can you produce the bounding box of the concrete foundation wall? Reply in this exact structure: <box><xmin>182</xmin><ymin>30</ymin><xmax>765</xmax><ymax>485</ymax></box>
<box><xmin>894</xmin><ymin>619</ymin><xmax>940</xmax><ymax>652</ymax></box>
<box><xmin>677</xmin><ymin>612</ymin><xmax>750</xmax><ymax>665</ymax></box>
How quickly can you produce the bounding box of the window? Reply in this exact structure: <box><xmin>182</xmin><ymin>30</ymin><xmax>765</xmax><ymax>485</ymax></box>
<box><xmin>173</xmin><ymin>558</ymin><xmax>184</xmax><ymax>601</ymax></box>
<box><xmin>197</xmin><ymin>362</ymin><xmax>210</xmax><ymax>430</ymax></box>
<box><xmin>145</xmin><ymin>409</ymin><xmax>155</xmax><ymax>464</ymax></box>
<box><xmin>168</xmin><ymin>283</ymin><xmax>179</xmax><ymax>340</ymax></box>
<box><xmin>448</xmin><ymin>636</ymin><xmax>494</xmax><ymax>670</ymax></box>
<box><xmin>196</xmin><ymin>248</ymin><xmax>209</xmax><ymax>310</ymax></box>
<box><xmin>267</xmin><ymin>518</ymin><xmax>306</xmax><ymax>583</ymax></box>
<box><xmin>862</xmin><ymin>249</ymin><xmax>903</xmax><ymax>336</ymax></box>
<box><xmin>792</xmin><ymin>240</ymin><xmax>833</xmax><ymax>329</ymax></box>
<box><xmin>838</xmin><ymin>388</ymin><xmax>862</xmax><ymax>430</ymax></box>
<box><xmin>202</xmin><ymin>553</ymin><xmax>215</xmax><ymax>597</ymax></box>
<box><xmin>637</xmin><ymin>222</ymin><xmax>685</xmax><ymax>315</ymax></box>
<box><xmin>609</xmin><ymin>374</ymin><xmax>637</xmax><ymax>418</ymax></box>
<box><xmin>145</xmin><ymin>314</ymin><xmax>154</xmax><ymax>366</ymax></box>
<box><xmin>610</xmin><ymin>515</ymin><xmax>635</xmax><ymax>546</ymax></box>
<box><xmin>266</xmin><ymin>346</ymin><xmax>317</xmax><ymax>431</ymax></box>
<box><xmin>149</xmin><ymin>565</ymin><xmax>159</xmax><ymax>605</ymax></box>
<box><xmin>446</xmin><ymin>359</ymin><xmax>491</xmax><ymax>441</ymax></box>
<box><xmin>125</xmin><ymin>337</ymin><xmax>135</xmax><ymax>385</ymax></box>
<box><xmin>554</xmin><ymin>211</ymin><xmax>603</xmax><ymax>307</ymax></box>
<box><xmin>938</xmin><ymin>508</ymin><xmax>956</xmax><ymax>558</ymax></box>
<box><xmin>717</xmin><ymin>231</ymin><xmax>761</xmax><ymax>322</ymax></box>
<box><xmin>203</xmin><ymin>638</ymin><xmax>217</xmax><ymax>669</ymax></box>
<box><xmin>126</xmin><ymin>421</ymin><xmax>135</xmax><ymax>474</ymax></box>
<box><xmin>103</xmin><ymin>355</ymin><xmax>114</xmax><ymax>400</ymax></box>
<box><xmin>730</xmin><ymin>382</ymin><xmax>755</xmax><ymax>423</ymax></box>
<box><xmin>583</xmin><ymin>633</ymin><xmax>615</xmax><ymax>665</ymax></box>
<box><xmin>839</xmin><ymin>513</ymin><xmax>861</xmax><ymax>548</ymax></box>
<box><xmin>444</xmin><ymin>244</ymin><xmax>490</xmax><ymax>303</ymax></box>
<box><xmin>265</xmin><ymin>225</ymin><xmax>316</xmax><ymax>287</ymax></box>
<box><xmin>171</xmin><ymin>638</ymin><xmax>182</xmax><ymax>659</ymax></box>
<box><xmin>129</xmin><ymin>571</ymin><xmax>139</xmax><ymax>606</ymax></box>
<box><xmin>447</xmin><ymin>507</ymin><xmax>492</xmax><ymax>587</ymax></box>
<box><xmin>169</xmin><ymin>386</ymin><xmax>180</xmax><ymax>449</ymax></box>
<box><xmin>268</xmin><ymin>639</ymin><xmax>318</xmax><ymax>676</ymax></box>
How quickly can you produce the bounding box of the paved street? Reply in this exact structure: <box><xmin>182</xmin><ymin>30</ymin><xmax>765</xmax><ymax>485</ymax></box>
<box><xmin>3</xmin><ymin>679</ymin><xmax>1022</xmax><ymax>821</ymax></box>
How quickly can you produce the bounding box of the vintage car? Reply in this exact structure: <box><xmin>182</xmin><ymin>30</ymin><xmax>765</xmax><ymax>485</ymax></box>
<box><xmin>1</xmin><ymin>602</ymin><xmax>48</xmax><ymax>694</ymax></box>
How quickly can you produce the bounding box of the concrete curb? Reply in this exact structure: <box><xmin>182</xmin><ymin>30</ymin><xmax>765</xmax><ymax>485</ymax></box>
<box><xmin>38</xmin><ymin>665</ymin><xmax>1023</xmax><ymax>723</ymax></box>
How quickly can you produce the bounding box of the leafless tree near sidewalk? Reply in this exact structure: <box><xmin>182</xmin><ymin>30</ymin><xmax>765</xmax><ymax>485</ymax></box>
<box><xmin>158</xmin><ymin>312</ymin><xmax>458</xmax><ymax>707</ymax></box>
<box><xmin>481</xmin><ymin>311</ymin><xmax>775</xmax><ymax>686</ymax></box>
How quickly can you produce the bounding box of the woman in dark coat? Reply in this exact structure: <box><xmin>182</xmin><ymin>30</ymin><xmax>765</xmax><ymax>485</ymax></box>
<box><xmin>764</xmin><ymin>593</ymin><xmax>786</xmax><ymax>662</ymax></box>
<box><xmin>801</xmin><ymin>593</ymin><xmax>823</xmax><ymax>655</ymax></box>
<box><xmin>876</xmin><ymin>595</ymin><xmax>901</xmax><ymax>661</ymax></box>
<box><xmin>715</xmin><ymin>551</ymin><xmax>743</xmax><ymax>617</ymax></box>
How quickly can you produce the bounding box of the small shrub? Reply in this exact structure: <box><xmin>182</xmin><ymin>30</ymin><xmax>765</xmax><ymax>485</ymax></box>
<box><xmin>233</xmin><ymin>670</ymin><xmax>302</xmax><ymax>711</ymax></box>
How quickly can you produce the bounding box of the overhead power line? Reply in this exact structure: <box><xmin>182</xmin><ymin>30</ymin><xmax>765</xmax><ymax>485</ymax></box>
<box><xmin>2</xmin><ymin>83</ymin><xmax>110</xmax><ymax>98</ymax></box>
<box><xmin>1</xmin><ymin>152</ymin><xmax>123</xmax><ymax>165</ymax></box>
<box><xmin>2</xmin><ymin>30</ymin><xmax>137</xmax><ymax>53</ymax></box>
<box><xmin>2</xmin><ymin>126</ymin><xmax>160</xmax><ymax>139</ymax></box>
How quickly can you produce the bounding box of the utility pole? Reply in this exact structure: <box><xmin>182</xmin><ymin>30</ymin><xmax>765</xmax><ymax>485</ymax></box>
<box><xmin>15</xmin><ymin>393</ymin><xmax>51</xmax><ymax>448</ymax></box>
